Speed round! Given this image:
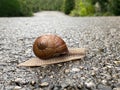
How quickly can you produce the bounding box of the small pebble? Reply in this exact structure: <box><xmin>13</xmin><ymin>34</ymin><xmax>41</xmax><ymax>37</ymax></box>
<box><xmin>34</xmin><ymin>88</ymin><xmax>43</xmax><ymax>90</ymax></box>
<box><xmin>57</xmin><ymin>64</ymin><xmax>62</xmax><ymax>67</ymax></box>
<box><xmin>113</xmin><ymin>87</ymin><xmax>120</xmax><ymax>90</ymax></box>
<box><xmin>71</xmin><ymin>68</ymin><xmax>80</xmax><ymax>72</ymax></box>
<box><xmin>92</xmin><ymin>67</ymin><xmax>98</xmax><ymax>71</ymax></box>
<box><xmin>114</xmin><ymin>61</ymin><xmax>120</xmax><ymax>66</ymax></box>
<box><xmin>25</xmin><ymin>48</ymin><xmax>31</xmax><ymax>54</ymax></box>
<box><xmin>31</xmin><ymin>81</ymin><xmax>36</xmax><ymax>86</ymax></box>
<box><xmin>40</xmin><ymin>82</ymin><xmax>49</xmax><ymax>87</ymax></box>
<box><xmin>91</xmin><ymin>71</ymin><xmax>96</xmax><ymax>76</ymax></box>
<box><xmin>79</xmin><ymin>66</ymin><xmax>84</xmax><ymax>69</ymax></box>
<box><xmin>112</xmin><ymin>74</ymin><xmax>119</xmax><ymax>79</ymax></box>
<box><xmin>14</xmin><ymin>86</ymin><xmax>22</xmax><ymax>90</ymax></box>
<box><xmin>97</xmin><ymin>84</ymin><xmax>112</xmax><ymax>90</ymax></box>
<box><xmin>64</xmin><ymin>69</ymin><xmax>70</xmax><ymax>73</ymax></box>
<box><xmin>15</xmin><ymin>78</ymin><xmax>22</xmax><ymax>82</ymax></box>
<box><xmin>53</xmin><ymin>85</ymin><xmax>62</xmax><ymax>90</ymax></box>
<box><xmin>14</xmin><ymin>78</ymin><xmax>26</xmax><ymax>85</ymax></box>
<box><xmin>50</xmin><ymin>75</ymin><xmax>54</xmax><ymax>78</ymax></box>
<box><xmin>101</xmin><ymin>80</ymin><xmax>107</xmax><ymax>85</ymax></box>
<box><xmin>85</xmin><ymin>81</ymin><xmax>96</xmax><ymax>89</ymax></box>
<box><xmin>106</xmin><ymin>74</ymin><xmax>111</xmax><ymax>80</ymax></box>
<box><xmin>61</xmin><ymin>83</ymin><xmax>69</xmax><ymax>88</ymax></box>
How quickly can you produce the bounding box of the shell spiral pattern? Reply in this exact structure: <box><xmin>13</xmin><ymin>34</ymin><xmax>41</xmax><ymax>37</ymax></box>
<box><xmin>33</xmin><ymin>34</ymin><xmax>69</xmax><ymax>59</ymax></box>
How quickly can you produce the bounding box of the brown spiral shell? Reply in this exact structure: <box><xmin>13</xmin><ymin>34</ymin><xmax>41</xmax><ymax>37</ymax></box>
<box><xmin>33</xmin><ymin>34</ymin><xmax>69</xmax><ymax>59</ymax></box>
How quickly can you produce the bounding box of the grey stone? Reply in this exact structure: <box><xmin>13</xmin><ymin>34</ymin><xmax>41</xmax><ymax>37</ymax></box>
<box><xmin>71</xmin><ymin>68</ymin><xmax>80</xmax><ymax>72</ymax></box>
<box><xmin>40</xmin><ymin>82</ymin><xmax>49</xmax><ymax>87</ymax></box>
<box><xmin>97</xmin><ymin>84</ymin><xmax>112</xmax><ymax>90</ymax></box>
<box><xmin>14</xmin><ymin>86</ymin><xmax>22</xmax><ymax>90</ymax></box>
<box><xmin>53</xmin><ymin>85</ymin><xmax>62</xmax><ymax>90</ymax></box>
<box><xmin>113</xmin><ymin>87</ymin><xmax>120</xmax><ymax>90</ymax></box>
<box><xmin>101</xmin><ymin>80</ymin><xmax>108</xmax><ymax>85</ymax></box>
<box><xmin>85</xmin><ymin>80</ymin><xmax>96</xmax><ymax>89</ymax></box>
<box><xmin>14</xmin><ymin>78</ymin><xmax>28</xmax><ymax>85</ymax></box>
<box><xmin>61</xmin><ymin>83</ymin><xmax>69</xmax><ymax>88</ymax></box>
<box><xmin>5</xmin><ymin>86</ymin><xmax>14</xmax><ymax>90</ymax></box>
<box><xmin>64</xmin><ymin>69</ymin><xmax>70</xmax><ymax>74</ymax></box>
<box><xmin>114</xmin><ymin>61</ymin><xmax>120</xmax><ymax>66</ymax></box>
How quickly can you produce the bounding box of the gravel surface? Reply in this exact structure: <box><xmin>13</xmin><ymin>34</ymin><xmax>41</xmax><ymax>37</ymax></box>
<box><xmin>0</xmin><ymin>11</ymin><xmax>120</xmax><ymax>90</ymax></box>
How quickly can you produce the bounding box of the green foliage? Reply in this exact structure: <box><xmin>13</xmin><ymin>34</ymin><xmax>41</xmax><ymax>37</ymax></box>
<box><xmin>18</xmin><ymin>0</ymin><xmax>33</xmax><ymax>16</ymax></box>
<box><xmin>0</xmin><ymin>0</ymin><xmax>21</xmax><ymax>16</ymax></box>
<box><xmin>0</xmin><ymin>0</ymin><xmax>33</xmax><ymax>17</ymax></box>
<box><xmin>71</xmin><ymin>0</ymin><xmax>95</xmax><ymax>16</ymax></box>
<box><xmin>62</xmin><ymin>0</ymin><xmax>75</xmax><ymax>14</ymax></box>
<box><xmin>103</xmin><ymin>12</ymin><xmax>113</xmax><ymax>16</ymax></box>
<box><xmin>90</xmin><ymin>0</ymin><xmax>120</xmax><ymax>16</ymax></box>
<box><xmin>32</xmin><ymin>0</ymin><xmax>63</xmax><ymax>12</ymax></box>
<box><xmin>32</xmin><ymin>0</ymin><xmax>41</xmax><ymax>12</ymax></box>
<box><xmin>108</xmin><ymin>0</ymin><xmax>120</xmax><ymax>16</ymax></box>
<box><xmin>91</xmin><ymin>0</ymin><xmax>108</xmax><ymax>14</ymax></box>
<box><xmin>0</xmin><ymin>0</ymin><xmax>63</xmax><ymax>17</ymax></box>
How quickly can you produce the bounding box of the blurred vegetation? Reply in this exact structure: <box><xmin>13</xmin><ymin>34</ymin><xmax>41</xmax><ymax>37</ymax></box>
<box><xmin>0</xmin><ymin>0</ymin><xmax>120</xmax><ymax>17</ymax></box>
<box><xmin>70</xmin><ymin>0</ymin><xmax>95</xmax><ymax>16</ymax></box>
<box><xmin>0</xmin><ymin>0</ymin><xmax>20</xmax><ymax>16</ymax></box>
<box><xmin>0</xmin><ymin>0</ymin><xmax>32</xmax><ymax>17</ymax></box>
<box><xmin>18</xmin><ymin>0</ymin><xmax>33</xmax><ymax>16</ymax></box>
<box><xmin>0</xmin><ymin>0</ymin><xmax>63</xmax><ymax>17</ymax></box>
<box><xmin>62</xmin><ymin>0</ymin><xmax>75</xmax><ymax>14</ymax></box>
<box><xmin>108</xmin><ymin>0</ymin><xmax>120</xmax><ymax>16</ymax></box>
<box><xmin>32</xmin><ymin>0</ymin><xmax>63</xmax><ymax>12</ymax></box>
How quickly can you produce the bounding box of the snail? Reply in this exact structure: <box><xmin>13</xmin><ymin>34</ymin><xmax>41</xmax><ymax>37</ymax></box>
<box><xmin>18</xmin><ymin>34</ymin><xmax>86</xmax><ymax>66</ymax></box>
<box><xmin>33</xmin><ymin>34</ymin><xmax>69</xmax><ymax>59</ymax></box>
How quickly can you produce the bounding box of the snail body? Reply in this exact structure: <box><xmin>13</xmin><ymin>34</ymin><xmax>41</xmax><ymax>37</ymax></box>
<box><xmin>33</xmin><ymin>34</ymin><xmax>69</xmax><ymax>59</ymax></box>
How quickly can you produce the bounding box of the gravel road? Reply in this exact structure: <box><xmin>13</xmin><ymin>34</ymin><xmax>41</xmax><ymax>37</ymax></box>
<box><xmin>0</xmin><ymin>11</ymin><xmax>120</xmax><ymax>90</ymax></box>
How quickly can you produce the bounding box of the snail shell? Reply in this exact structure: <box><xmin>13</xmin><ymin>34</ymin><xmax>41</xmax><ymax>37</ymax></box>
<box><xmin>33</xmin><ymin>34</ymin><xmax>69</xmax><ymax>59</ymax></box>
